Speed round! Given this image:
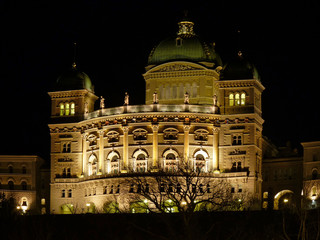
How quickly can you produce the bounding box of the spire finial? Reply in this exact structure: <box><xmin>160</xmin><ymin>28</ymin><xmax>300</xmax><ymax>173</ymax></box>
<box><xmin>72</xmin><ymin>42</ymin><xmax>77</xmax><ymax>69</ymax></box>
<box><xmin>236</xmin><ymin>29</ymin><xmax>243</xmax><ymax>58</ymax></box>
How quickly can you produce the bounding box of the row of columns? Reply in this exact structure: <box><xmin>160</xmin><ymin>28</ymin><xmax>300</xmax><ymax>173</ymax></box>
<box><xmin>81</xmin><ymin>124</ymin><xmax>220</xmax><ymax>175</ymax></box>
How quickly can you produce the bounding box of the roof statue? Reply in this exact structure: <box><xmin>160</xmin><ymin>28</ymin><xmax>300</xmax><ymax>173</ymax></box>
<box><xmin>153</xmin><ymin>91</ymin><xmax>159</xmax><ymax>104</ymax></box>
<box><xmin>124</xmin><ymin>92</ymin><xmax>129</xmax><ymax>105</ymax></box>
<box><xmin>100</xmin><ymin>96</ymin><xmax>105</xmax><ymax>109</ymax></box>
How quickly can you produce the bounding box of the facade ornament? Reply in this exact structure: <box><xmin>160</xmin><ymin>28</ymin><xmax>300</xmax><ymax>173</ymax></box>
<box><xmin>100</xmin><ymin>96</ymin><xmax>105</xmax><ymax>109</ymax></box>
<box><xmin>184</xmin><ymin>92</ymin><xmax>189</xmax><ymax>104</ymax></box>
<box><xmin>153</xmin><ymin>91</ymin><xmax>159</xmax><ymax>104</ymax></box>
<box><xmin>84</xmin><ymin>102</ymin><xmax>89</xmax><ymax>114</ymax></box>
<box><xmin>124</xmin><ymin>92</ymin><xmax>129</xmax><ymax>105</ymax></box>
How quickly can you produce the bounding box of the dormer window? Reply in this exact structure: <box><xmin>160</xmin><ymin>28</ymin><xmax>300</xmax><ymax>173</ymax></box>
<box><xmin>176</xmin><ymin>37</ymin><xmax>183</xmax><ymax>46</ymax></box>
<box><xmin>133</xmin><ymin>128</ymin><xmax>148</xmax><ymax>142</ymax></box>
<box><xmin>194</xmin><ymin>129</ymin><xmax>209</xmax><ymax>142</ymax></box>
<box><xmin>163</xmin><ymin>128</ymin><xmax>179</xmax><ymax>143</ymax></box>
<box><xmin>107</xmin><ymin>131</ymin><xmax>120</xmax><ymax>143</ymax></box>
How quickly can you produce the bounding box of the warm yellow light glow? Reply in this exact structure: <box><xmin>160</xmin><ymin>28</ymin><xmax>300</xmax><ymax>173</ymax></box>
<box><xmin>143</xmin><ymin>199</ymin><xmax>148</xmax><ymax>204</ymax></box>
<box><xmin>181</xmin><ymin>201</ymin><xmax>187</xmax><ymax>205</ymax></box>
<box><xmin>86</xmin><ymin>203</ymin><xmax>90</xmax><ymax>207</ymax></box>
<box><xmin>283</xmin><ymin>199</ymin><xmax>288</xmax><ymax>203</ymax></box>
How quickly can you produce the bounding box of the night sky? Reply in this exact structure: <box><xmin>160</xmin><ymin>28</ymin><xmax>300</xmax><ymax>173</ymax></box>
<box><xmin>1</xmin><ymin>1</ymin><xmax>319</xmax><ymax>161</ymax></box>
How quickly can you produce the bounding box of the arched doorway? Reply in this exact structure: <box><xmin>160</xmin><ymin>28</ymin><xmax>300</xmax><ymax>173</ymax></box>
<box><xmin>274</xmin><ymin>190</ymin><xmax>295</xmax><ymax>210</ymax></box>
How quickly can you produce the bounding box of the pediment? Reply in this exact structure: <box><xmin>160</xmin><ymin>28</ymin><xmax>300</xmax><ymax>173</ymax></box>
<box><xmin>147</xmin><ymin>62</ymin><xmax>207</xmax><ymax>74</ymax></box>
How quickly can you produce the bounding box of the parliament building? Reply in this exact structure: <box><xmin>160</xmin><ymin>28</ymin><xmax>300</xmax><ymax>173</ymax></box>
<box><xmin>47</xmin><ymin>18</ymin><xmax>302</xmax><ymax>214</ymax></box>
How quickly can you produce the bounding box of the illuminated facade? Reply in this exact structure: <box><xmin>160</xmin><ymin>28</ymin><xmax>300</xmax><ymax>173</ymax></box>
<box><xmin>0</xmin><ymin>155</ymin><xmax>49</xmax><ymax>214</ymax></box>
<box><xmin>48</xmin><ymin>19</ymin><xmax>264</xmax><ymax>213</ymax></box>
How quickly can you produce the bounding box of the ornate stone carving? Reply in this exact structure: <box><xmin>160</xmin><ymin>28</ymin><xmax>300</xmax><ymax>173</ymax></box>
<box><xmin>153</xmin><ymin>64</ymin><xmax>202</xmax><ymax>73</ymax></box>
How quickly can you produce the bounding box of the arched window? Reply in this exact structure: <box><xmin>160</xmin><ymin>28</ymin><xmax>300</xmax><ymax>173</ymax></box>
<box><xmin>59</xmin><ymin>103</ymin><xmax>64</xmax><ymax>116</ymax></box>
<box><xmin>8</xmin><ymin>166</ymin><xmax>13</xmax><ymax>173</ymax></box>
<box><xmin>88</xmin><ymin>155</ymin><xmax>97</xmax><ymax>176</ymax></box>
<box><xmin>111</xmin><ymin>155</ymin><xmax>119</xmax><ymax>174</ymax></box>
<box><xmin>70</xmin><ymin>102</ymin><xmax>75</xmax><ymax>115</ymax></box>
<box><xmin>235</xmin><ymin>93</ymin><xmax>240</xmax><ymax>106</ymax></box>
<box><xmin>136</xmin><ymin>154</ymin><xmax>146</xmax><ymax>172</ymax></box>
<box><xmin>21</xmin><ymin>181</ymin><xmax>27</xmax><ymax>190</ymax></box>
<box><xmin>22</xmin><ymin>166</ymin><xmax>26</xmax><ymax>174</ymax></box>
<box><xmin>193</xmin><ymin>149</ymin><xmax>209</xmax><ymax>173</ymax></box>
<box><xmin>163</xmin><ymin>149</ymin><xmax>179</xmax><ymax>172</ymax></box>
<box><xmin>229</xmin><ymin>93</ymin><xmax>234</xmax><ymax>106</ymax></box>
<box><xmin>61</xmin><ymin>189</ymin><xmax>65</xmax><ymax>198</ymax></box>
<box><xmin>241</xmin><ymin>92</ymin><xmax>246</xmax><ymax>106</ymax></box>
<box><xmin>133</xmin><ymin>149</ymin><xmax>148</xmax><ymax>172</ymax></box>
<box><xmin>65</xmin><ymin>102</ymin><xmax>70</xmax><ymax>115</ymax></box>
<box><xmin>8</xmin><ymin>180</ymin><xmax>14</xmax><ymax>190</ymax></box>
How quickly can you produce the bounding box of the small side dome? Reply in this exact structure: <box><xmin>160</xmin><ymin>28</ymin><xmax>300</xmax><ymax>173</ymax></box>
<box><xmin>55</xmin><ymin>63</ymin><xmax>94</xmax><ymax>92</ymax></box>
<box><xmin>221</xmin><ymin>51</ymin><xmax>260</xmax><ymax>81</ymax></box>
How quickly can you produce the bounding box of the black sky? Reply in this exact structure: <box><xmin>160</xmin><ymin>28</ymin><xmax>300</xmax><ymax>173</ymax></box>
<box><xmin>0</xmin><ymin>1</ymin><xmax>319</xmax><ymax>160</ymax></box>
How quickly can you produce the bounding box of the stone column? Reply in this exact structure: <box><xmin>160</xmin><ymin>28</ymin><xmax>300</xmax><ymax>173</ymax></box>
<box><xmin>212</xmin><ymin>127</ymin><xmax>220</xmax><ymax>172</ymax></box>
<box><xmin>152</xmin><ymin>124</ymin><xmax>159</xmax><ymax>169</ymax></box>
<box><xmin>82</xmin><ymin>133</ymin><xmax>88</xmax><ymax>176</ymax></box>
<box><xmin>98</xmin><ymin>130</ymin><xmax>104</xmax><ymax>174</ymax></box>
<box><xmin>122</xmin><ymin>126</ymin><xmax>129</xmax><ymax>172</ymax></box>
<box><xmin>183</xmin><ymin>125</ymin><xmax>190</xmax><ymax>163</ymax></box>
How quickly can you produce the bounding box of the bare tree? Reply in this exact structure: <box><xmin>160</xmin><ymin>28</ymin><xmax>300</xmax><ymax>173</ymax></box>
<box><xmin>125</xmin><ymin>161</ymin><xmax>254</xmax><ymax>240</ymax></box>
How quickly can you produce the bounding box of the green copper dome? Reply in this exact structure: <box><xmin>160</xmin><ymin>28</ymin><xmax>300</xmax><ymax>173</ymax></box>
<box><xmin>147</xmin><ymin>20</ymin><xmax>222</xmax><ymax>67</ymax></box>
<box><xmin>56</xmin><ymin>63</ymin><xmax>94</xmax><ymax>92</ymax></box>
<box><xmin>221</xmin><ymin>52</ymin><xmax>260</xmax><ymax>81</ymax></box>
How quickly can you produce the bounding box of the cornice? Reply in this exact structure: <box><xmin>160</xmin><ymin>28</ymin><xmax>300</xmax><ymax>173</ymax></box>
<box><xmin>218</xmin><ymin>79</ymin><xmax>265</xmax><ymax>91</ymax></box>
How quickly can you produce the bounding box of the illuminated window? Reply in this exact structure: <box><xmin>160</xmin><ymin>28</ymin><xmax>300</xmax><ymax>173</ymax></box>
<box><xmin>235</xmin><ymin>93</ymin><xmax>240</xmax><ymax>106</ymax></box>
<box><xmin>241</xmin><ymin>92</ymin><xmax>246</xmax><ymax>105</ymax></box>
<box><xmin>229</xmin><ymin>93</ymin><xmax>234</xmax><ymax>106</ymax></box>
<box><xmin>163</xmin><ymin>150</ymin><xmax>179</xmax><ymax>172</ymax></box>
<box><xmin>41</xmin><ymin>198</ymin><xmax>46</xmax><ymax>205</ymax></box>
<box><xmin>70</xmin><ymin>102</ymin><xmax>75</xmax><ymax>115</ymax></box>
<box><xmin>59</xmin><ymin>103</ymin><xmax>64</xmax><ymax>116</ymax></box>
<box><xmin>65</xmin><ymin>102</ymin><xmax>70</xmax><ymax>115</ymax></box>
